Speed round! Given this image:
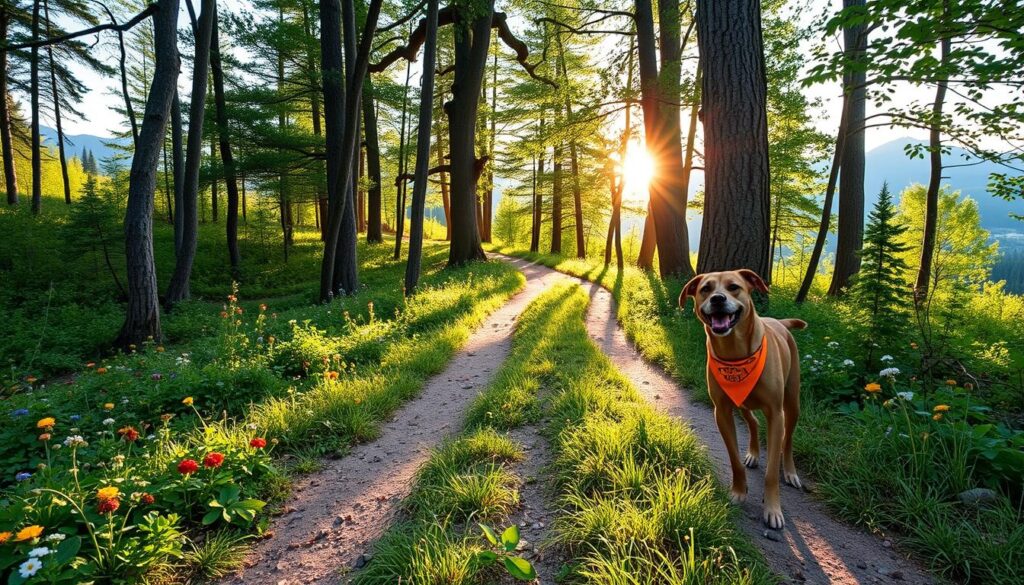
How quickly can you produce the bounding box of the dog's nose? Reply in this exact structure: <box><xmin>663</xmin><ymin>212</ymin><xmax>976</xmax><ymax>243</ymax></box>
<box><xmin>710</xmin><ymin>293</ymin><xmax>727</xmax><ymax>305</ymax></box>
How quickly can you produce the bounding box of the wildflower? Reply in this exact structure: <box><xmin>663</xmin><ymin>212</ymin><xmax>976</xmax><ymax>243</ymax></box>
<box><xmin>26</xmin><ymin>376</ymin><xmax>38</xmax><ymax>384</ymax></box>
<box><xmin>103</xmin><ymin>403</ymin><xmax>115</xmax><ymax>410</ymax></box>
<box><xmin>96</xmin><ymin>486</ymin><xmax>120</xmax><ymax>501</ymax></box>
<box><xmin>38</xmin><ymin>433</ymin><xmax>51</xmax><ymax>441</ymax></box>
<box><xmin>945</xmin><ymin>379</ymin><xmax>957</xmax><ymax>386</ymax></box>
<box><xmin>118</xmin><ymin>426</ymin><xmax>140</xmax><ymax>442</ymax></box>
<box><xmin>220</xmin><ymin>311</ymin><xmax>229</xmax><ymax>319</ymax></box>
<box><xmin>864</xmin><ymin>382</ymin><xmax>882</xmax><ymax>393</ymax></box>
<box><xmin>932</xmin><ymin>413</ymin><xmax>943</xmax><ymax>421</ymax></box>
<box><xmin>15</xmin><ymin>525</ymin><xmax>44</xmax><ymax>542</ymax></box>
<box><xmin>11</xmin><ymin>408</ymin><xmax>30</xmax><ymax>417</ymax></box>
<box><xmin>141</xmin><ymin>493</ymin><xmax>155</xmax><ymax>505</ymax></box>
<box><xmin>268</xmin><ymin>336</ymin><xmax>275</xmax><ymax>344</ymax></box>
<box><xmin>160</xmin><ymin>413</ymin><xmax>174</xmax><ymax>423</ymax></box>
<box><xmin>260</xmin><ymin>303</ymin><xmax>268</xmax><ymax>312</ymax></box>
<box><xmin>879</xmin><ymin>367</ymin><xmax>901</xmax><ymax>378</ymax></box>
<box><xmin>156</xmin><ymin>346</ymin><xmax>165</xmax><ymax>353</ymax></box>
<box><xmin>151</xmin><ymin>373</ymin><xmax>162</xmax><ymax>381</ymax></box>
<box><xmin>354</xmin><ymin>397</ymin><xmax>362</xmax><ymax>405</ymax></box>
<box><xmin>883</xmin><ymin>399</ymin><xmax>893</xmax><ymax>408</ymax></box>
<box><xmin>964</xmin><ymin>382</ymin><xmax>974</xmax><ymax>390</ymax></box>
<box><xmin>86</xmin><ymin>362</ymin><xmax>96</xmax><ymax>368</ymax></box>
<box><xmin>227</xmin><ymin>294</ymin><xmax>237</xmax><ymax>302</ymax></box>
<box><xmin>203</xmin><ymin>452</ymin><xmax>225</xmax><ymax>468</ymax></box>
<box><xmin>827</xmin><ymin>341</ymin><xmax>839</xmax><ymax>349</ymax></box>
<box><xmin>98</xmin><ymin>498</ymin><xmax>120</xmax><ymax>514</ymax></box>
<box><xmin>96</xmin><ymin>367</ymin><xmax>108</xmax><ymax>374</ymax></box>
<box><xmin>182</xmin><ymin>396</ymin><xmax>194</xmax><ymax>406</ymax></box>
<box><xmin>177</xmin><ymin>459</ymin><xmax>199</xmax><ymax>475</ymax></box>
<box><xmin>129</xmin><ymin>344</ymin><xmax>137</xmax><ymax>350</ymax></box>
<box><xmin>18</xmin><ymin>558</ymin><xmax>43</xmax><ymax>578</ymax></box>
<box><xmin>933</xmin><ymin>404</ymin><xmax>950</xmax><ymax>412</ymax></box>
<box><xmin>880</xmin><ymin>354</ymin><xmax>894</xmax><ymax>363</ymax></box>
<box><xmin>28</xmin><ymin>547</ymin><xmax>52</xmax><ymax>558</ymax></box>
<box><xmin>325</xmin><ymin>371</ymin><xmax>339</xmax><ymax>381</ymax></box>
<box><xmin>44</xmin><ymin>533</ymin><xmax>65</xmax><ymax>542</ymax></box>
<box><xmin>15</xmin><ymin>472</ymin><xmax>32</xmax><ymax>481</ymax></box>
<box><xmin>910</xmin><ymin>342</ymin><xmax>918</xmax><ymax>349</ymax></box>
<box><xmin>842</xmin><ymin>359</ymin><xmax>855</xmax><ymax>367</ymax></box>
<box><xmin>0</xmin><ymin>531</ymin><xmax>11</xmax><ymax>544</ymax></box>
<box><xmin>36</xmin><ymin>417</ymin><xmax>55</xmax><ymax>429</ymax></box>
<box><xmin>102</xmin><ymin>418</ymin><xmax>115</xmax><ymax>426</ymax></box>
<box><xmin>896</xmin><ymin>391</ymin><xmax>914</xmax><ymax>401</ymax></box>
<box><xmin>69</xmin><ymin>414</ymin><xmax>81</xmax><ymax>422</ymax></box>
<box><xmin>235</xmin><ymin>307</ymin><xmax>243</xmax><ymax>315</ymax></box>
<box><xmin>250</xmin><ymin>437</ymin><xmax>267</xmax><ymax>449</ymax></box>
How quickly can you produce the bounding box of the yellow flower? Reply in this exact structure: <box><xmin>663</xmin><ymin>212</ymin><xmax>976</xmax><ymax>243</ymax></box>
<box><xmin>182</xmin><ymin>397</ymin><xmax>194</xmax><ymax>406</ymax></box>
<box><xmin>945</xmin><ymin>379</ymin><xmax>957</xmax><ymax>386</ymax></box>
<box><xmin>910</xmin><ymin>342</ymin><xmax>919</xmax><ymax>349</ymax></box>
<box><xmin>156</xmin><ymin>346</ymin><xmax>165</xmax><ymax>353</ymax></box>
<box><xmin>933</xmin><ymin>404</ymin><xmax>950</xmax><ymax>412</ymax></box>
<box><xmin>104</xmin><ymin>403</ymin><xmax>115</xmax><ymax>410</ymax></box>
<box><xmin>96</xmin><ymin>487</ymin><xmax>120</xmax><ymax>501</ymax></box>
<box><xmin>864</xmin><ymin>382</ymin><xmax>882</xmax><ymax>393</ymax></box>
<box><xmin>36</xmin><ymin>417</ymin><xmax>55</xmax><ymax>429</ymax></box>
<box><xmin>932</xmin><ymin>413</ymin><xmax>943</xmax><ymax>421</ymax></box>
<box><xmin>15</xmin><ymin>525</ymin><xmax>44</xmax><ymax>542</ymax></box>
<box><xmin>0</xmin><ymin>531</ymin><xmax>12</xmax><ymax>544</ymax></box>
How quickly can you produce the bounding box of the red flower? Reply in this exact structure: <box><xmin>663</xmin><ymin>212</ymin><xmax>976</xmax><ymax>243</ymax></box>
<box><xmin>140</xmin><ymin>493</ymin><xmax>155</xmax><ymax>505</ymax></box>
<box><xmin>203</xmin><ymin>452</ymin><xmax>225</xmax><ymax>468</ymax></box>
<box><xmin>98</xmin><ymin>498</ymin><xmax>120</xmax><ymax>514</ymax></box>
<box><xmin>250</xmin><ymin>437</ymin><xmax>267</xmax><ymax>449</ymax></box>
<box><xmin>118</xmin><ymin>426</ymin><xmax>140</xmax><ymax>442</ymax></box>
<box><xmin>177</xmin><ymin>459</ymin><xmax>199</xmax><ymax>475</ymax></box>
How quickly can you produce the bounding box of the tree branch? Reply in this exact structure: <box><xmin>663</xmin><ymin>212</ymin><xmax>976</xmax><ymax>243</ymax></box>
<box><xmin>2</xmin><ymin>3</ymin><xmax>158</xmax><ymax>52</ymax></box>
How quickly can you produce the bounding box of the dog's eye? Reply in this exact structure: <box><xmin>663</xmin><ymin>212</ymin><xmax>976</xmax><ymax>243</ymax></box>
<box><xmin>700</xmin><ymin>284</ymin><xmax>713</xmax><ymax>294</ymax></box>
<box><xmin>727</xmin><ymin>283</ymin><xmax>741</xmax><ymax>292</ymax></box>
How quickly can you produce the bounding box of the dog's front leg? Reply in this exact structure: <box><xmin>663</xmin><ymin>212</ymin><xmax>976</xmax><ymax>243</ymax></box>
<box><xmin>762</xmin><ymin>407</ymin><xmax>786</xmax><ymax>529</ymax></box>
<box><xmin>713</xmin><ymin>404</ymin><xmax>747</xmax><ymax>504</ymax></box>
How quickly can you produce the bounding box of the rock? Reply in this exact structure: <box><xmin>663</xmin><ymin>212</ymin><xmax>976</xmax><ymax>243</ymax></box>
<box><xmin>792</xmin><ymin>570</ymin><xmax>806</xmax><ymax>581</ymax></box>
<box><xmin>882</xmin><ymin>540</ymin><xmax>892</xmax><ymax>548</ymax></box>
<box><xmin>957</xmin><ymin>488</ymin><xmax>998</xmax><ymax>505</ymax></box>
<box><xmin>353</xmin><ymin>554</ymin><xmax>372</xmax><ymax>569</ymax></box>
<box><xmin>762</xmin><ymin>529</ymin><xmax>783</xmax><ymax>542</ymax></box>
<box><xmin>516</xmin><ymin>538</ymin><xmax>531</xmax><ymax>552</ymax></box>
<box><xmin>856</xmin><ymin>561</ymin><xmax>868</xmax><ymax>570</ymax></box>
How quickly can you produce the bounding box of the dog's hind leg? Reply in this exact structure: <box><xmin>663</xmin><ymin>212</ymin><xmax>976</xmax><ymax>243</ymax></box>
<box><xmin>762</xmin><ymin>406</ymin><xmax>786</xmax><ymax>529</ymax></box>
<box><xmin>714</xmin><ymin>403</ymin><xmax>748</xmax><ymax>504</ymax></box>
<box><xmin>782</xmin><ymin>351</ymin><xmax>802</xmax><ymax>490</ymax></box>
<box><xmin>740</xmin><ymin>408</ymin><xmax>760</xmax><ymax>468</ymax></box>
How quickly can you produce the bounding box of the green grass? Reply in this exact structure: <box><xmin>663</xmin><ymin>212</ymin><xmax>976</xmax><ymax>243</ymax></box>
<box><xmin>490</xmin><ymin>244</ymin><xmax>1024</xmax><ymax>584</ymax></box>
<box><xmin>356</xmin><ymin>283</ymin><xmax>767</xmax><ymax>584</ymax></box>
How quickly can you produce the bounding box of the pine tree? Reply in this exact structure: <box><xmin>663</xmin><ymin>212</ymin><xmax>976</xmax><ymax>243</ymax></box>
<box><xmin>848</xmin><ymin>182</ymin><xmax>910</xmax><ymax>364</ymax></box>
<box><xmin>63</xmin><ymin>173</ymin><xmax>125</xmax><ymax>296</ymax></box>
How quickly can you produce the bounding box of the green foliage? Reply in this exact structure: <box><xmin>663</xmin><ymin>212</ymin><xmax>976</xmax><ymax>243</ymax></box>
<box><xmin>61</xmin><ymin>173</ymin><xmax>125</xmax><ymax>295</ymax></box>
<box><xmin>476</xmin><ymin>524</ymin><xmax>536</xmax><ymax>581</ymax></box>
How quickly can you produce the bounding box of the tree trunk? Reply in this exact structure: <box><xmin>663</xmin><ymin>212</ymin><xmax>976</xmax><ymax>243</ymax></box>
<box><xmin>828</xmin><ymin>0</ymin><xmax>867</xmax><ymax>296</ymax></box>
<box><xmin>444</xmin><ymin>0</ymin><xmax>492</xmax><ymax>266</ymax></box>
<box><xmin>0</xmin><ymin>8</ymin><xmax>20</xmax><ymax>205</ymax></box>
<box><xmin>530</xmin><ymin>124</ymin><xmax>543</xmax><ymax>253</ymax></box>
<box><xmin>393</xmin><ymin>56</ymin><xmax>413</xmax><ymax>259</ymax></box>
<box><xmin>363</xmin><ymin>79</ymin><xmax>383</xmax><ymax>242</ymax></box>
<box><xmin>405</xmin><ymin>0</ymin><xmax>438</xmax><ymax>294</ymax></box>
<box><xmin>695</xmin><ymin>0</ymin><xmax>771</xmax><ymax>279</ymax></box>
<box><xmin>116</xmin><ymin>24</ymin><xmax>138</xmax><ymax>145</ymax></box>
<box><xmin>357</xmin><ymin>146</ymin><xmax>366</xmax><ymax>231</ymax></box>
<box><xmin>637</xmin><ymin>206</ymin><xmax>656</xmax><ymax>268</ymax></box>
<box><xmin>44</xmin><ymin>0</ymin><xmax>71</xmax><ymax>205</ymax></box>
<box><xmin>434</xmin><ymin>104</ymin><xmax>451</xmax><ymax>240</ymax></box>
<box><xmin>211</xmin><ymin>10</ymin><xmax>241</xmax><ymax>273</ymax></box>
<box><xmin>209</xmin><ymin>134</ymin><xmax>218</xmax><ymax>221</ymax></box>
<box><xmin>606</xmin><ymin>42</ymin><xmax>634</xmax><ymax>268</ymax></box>
<box><xmin>550</xmin><ymin>143</ymin><xmax>562</xmax><ymax>254</ymax></box>
<box><xmin>481</xmin><ymin>44</ymin><xmax>497</xmax><ymax>243</ymax></box>
<box><xmin>30</xmin><ymin>0</ymin><xmax>42</xmax><ymax>213</ymax></box>
<box><xmin>914</xmin><ymin>26</ymin><xmax>951</xmax><ymax>304</ymax></box>
<box><xmin>116</xmin><ymin>0</ymin><xmax>180</xmax><ymax>348</ymax></box>
<box><xmin>165</xmin><ymin>0</ymin><xmax>215</xmax><ymax>306</ymax></box>
<box><xmin>171</xmin><ymin>90</ymin><xmax>184</xmax><ymax>256</ymax></box>
<box><xmin>554</xmin><ymin>33</ymin><xmax>584</xmax><ymax>258</ymax></box>
<box><xmin>303</xmin><ymin>0</ymin><xmax>327</xmax><ymax>243</ymax></box>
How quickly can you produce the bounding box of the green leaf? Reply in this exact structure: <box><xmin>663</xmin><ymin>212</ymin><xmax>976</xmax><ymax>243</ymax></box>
<box><xmin>476</xmin><ymin>550</ymin><xmax>498</xmax><ymax>564</ymax></box>
<box><xmin>501</xmin><ymin>525</ymin><xmax>520</xmax><ymax>552</ymax></box>
<box><xmin>202</xmin><ymin>509</ymin><xmax>222</xmax><ymax>526</ymax></box>
<box><xmin>479</xmin><ymin>523</ymin><xmax>498</xmax><ymax>546</ymax></box>
<box><xmin>238</xmin><ymin>498</ymin><xmax>267</xmax><ymax>511</ymax></box>
<box><xmin>503</xmin><ymin>556</ymin><xmax>536</xmax><ymax>581</ymax></box>
<box><xmin>53</xmin><ymin>536</ymin><xmax>82</xmax><ymax>564</ymax></box>
<box><xmin>220</xmin><ymin>485</ymin><xmax>241</xmax><ymax>502</ymax></box>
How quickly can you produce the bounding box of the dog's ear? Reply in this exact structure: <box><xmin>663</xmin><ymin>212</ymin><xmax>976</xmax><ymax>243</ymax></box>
<box><xmin>679</xmin><ymin>275</ymin><xmax>703</xmax><ymax>307</ymax></box>
<box><xmin>738</xmin><ymin>269</ymin><xmax>769</xmax><ymax>294</ymax></box>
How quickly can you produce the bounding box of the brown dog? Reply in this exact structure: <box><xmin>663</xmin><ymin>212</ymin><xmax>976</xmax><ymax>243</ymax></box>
<box><xmin>680</xmin><ymin>269</ymin><xmax>806</xmax><ymax>529</ymax></box>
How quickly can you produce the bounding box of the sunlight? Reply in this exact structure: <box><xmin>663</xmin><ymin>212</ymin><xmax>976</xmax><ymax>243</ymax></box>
<box><xmin>618</xmin><ymin>141</ymin><xmax>656</xmax><ymax>203</ymax></box>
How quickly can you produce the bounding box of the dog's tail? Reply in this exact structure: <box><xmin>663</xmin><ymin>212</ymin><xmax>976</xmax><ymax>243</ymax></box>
<box><xmin>779</xmin><ymin>318</ymin><xmax>808</xmax><ymax>331</ymax></box>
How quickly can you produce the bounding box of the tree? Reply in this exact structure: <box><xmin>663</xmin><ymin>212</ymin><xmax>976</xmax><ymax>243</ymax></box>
<box><xmin>63</xmin><ymin>173</ymin><xmax>125</xmax><ymax>295</ymax></box>
<box><xmin>165</xmin><ymin>0</ymin><xmax>216</xmax><ymax>306</ymax></box>
<box><xmin>117</xmin><ymin>0</ymin><xmax>180</xmax><ymax>348</ymax></box>
<box><xmin>30</xmin><ymin>0</ymin><xmax>41</xmax><ymax>213</ymax></box>
<box><xmin>210</xmin><ymin>7</ymin><xmax>242</xmax><ymax>273</ymax></box>
<box><xmin>363</xmin><ymin>77</ymin><xmax>383</xmax><ymax>242</ymax></box>
<box><xmin>1</xmin><ymin>4</ymin><xmax>20</xmax><ymax>204</ymax></box>
<box><xmin>695</xmin><ymin>0</ymin><xmax>771</xmax><ymax>279</ymax></box>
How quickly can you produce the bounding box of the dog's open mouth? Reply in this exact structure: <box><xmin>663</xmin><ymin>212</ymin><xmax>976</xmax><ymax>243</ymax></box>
<box><xmin>707</xmin><ymin>308</ymin><xmax>742</xmax><ymax>335</ymax></box>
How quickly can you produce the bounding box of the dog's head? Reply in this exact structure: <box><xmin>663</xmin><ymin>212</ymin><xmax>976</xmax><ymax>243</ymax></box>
<box><xmin>679</xmin><ymin>270</ymin><xmax>768</xmax><ymax>337</ymax></box>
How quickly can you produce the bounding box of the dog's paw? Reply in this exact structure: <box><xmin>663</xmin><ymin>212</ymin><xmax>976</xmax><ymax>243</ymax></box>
<box><xmin>743</xmin><ymin>452</ymin><xmax>760</xmax><ymax>468</ymax></box>
<box><xmin>783</xmin><ymin>470</ymin><xmax>802</xmax><ymax>490</ymax></box>
<box><xmin>762</xmin><ymin>507</ymin><xmax>785</xmax><ymax>530</ymax></box>
<box><xmin>729</xmin><ymin>489</ymin><xmax>748</xmax><ymax>505</ymax></box>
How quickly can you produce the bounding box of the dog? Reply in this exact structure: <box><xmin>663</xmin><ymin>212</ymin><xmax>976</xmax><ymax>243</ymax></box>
<box><xmin>680</xmin><ymin>269</ymin><xmax>806</xmax><ymax>529</ymax></box>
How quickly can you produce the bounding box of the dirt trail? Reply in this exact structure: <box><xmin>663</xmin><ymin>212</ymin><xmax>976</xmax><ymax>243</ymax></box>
<box><xmin>499</xmin><ymin>256</ymin><xmax>935</xmax><ymax>585</ymax></box>
<box><xmin>224</xmin><ymin>263</ymin><xmax>573</xmax><ymax>585</ymax></box>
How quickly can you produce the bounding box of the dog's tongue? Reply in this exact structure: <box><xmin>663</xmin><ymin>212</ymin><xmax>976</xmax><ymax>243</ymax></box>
<box><xmin>711</xmin><ymin>314</ymin><xmax>731</xmax><ymax>330</ymax></box>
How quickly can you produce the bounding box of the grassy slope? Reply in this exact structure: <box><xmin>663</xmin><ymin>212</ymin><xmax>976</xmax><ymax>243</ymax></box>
<box><xmin>356</xmin><ymin>283</ymin><xmax>769</xmax><ymax>584</ymax></box>
<box><xmin>490</xmin><ymin>245</ymin><xmax>1023</xmax><ymax>584</ymax></box>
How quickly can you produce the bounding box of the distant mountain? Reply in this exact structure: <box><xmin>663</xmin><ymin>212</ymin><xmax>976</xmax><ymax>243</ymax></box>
<box><xmin>39</xmin><ymin>127</ymin><xmax>130</xmax><ymax>166</ymax></box>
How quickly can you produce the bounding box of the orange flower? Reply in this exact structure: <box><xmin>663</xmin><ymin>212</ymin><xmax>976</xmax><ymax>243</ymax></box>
<box><xmin>15</xmin><ymin>525</ymin><xmax>44</xmax><ymax>542</ymax></box>
<box><xmin>933</xmin><ymin>404</ymin><xmax>950</xmax><ymax>412</ymax></box>
<box><xmin>103</xmin><ymin>403</ymin><xmax>115</xmax><ymax>410</ymax></box>
<box><xmin>220</xmin><ymin>311</ymin><xmax>229</xmax><ymax>319</ymax></box>
<box><xmin>910</xmin><ymin>342</ymin><xmax>919</xmax><ymax>349</ymax></box>
<box><xmin>26</xmin><ymin>376</ymin><xmax>37</xmax><ymax>384</ymax></box>
<box><xmin>932</xmin><ymin>413</ymin><xmax>943</xmax><ymax>421</ymax></box>
<box><xmin>0</xmin><ymin>531</ymin><xmax>12</xmax><ymax>544</ymax></box>
<box><xmin>96</xmin><ymin>486</ymin><xmax>120</xmax><ymax>501</ymax></box>
<box><xmin>96</xmin><ymin>367</ymin><xmax>108</xmax><ymax>375</ymax></box>
<box><xmin>945</xmin><ymin>379</ymin><xmax>957</xmax><ymax>386</ymax></box>
<box><xmin>325</xmin><ymin>371</ymin><xmax>339</xmax><ymax>381</ymax></box>
<box><xmin>38</xmin><ymin>433</ymin><xmax>51</xmax><ymax>441</ymax></box>
<box><xmin>235</xmin><ymin>307</ymin><xmax>243</xmax><ymax>315</ymax></box>
<box><xmin>864</xmin><ymin>382</ymin><xmax>882</xmax><ymax>393</ymax></box>
<box><xmin>36</xmin><ymin>417</ymin><xmax>55</xmax><ymax>429</ymax></box>
<box><xmin>118</xmin><ymin>426</ymin><xmax>140</xmax><ymax>442</ymax></box>
<box><xmin>259</xmin><ymin>304</ymin><xmax>268</xmax><ymax>312</ymax></box>
<box><xmin>86</xmin><ymin>362</ymin><xmax>96</xmax><ymax>368</ymax></box>
<box><xmin>156</xmin><ymin>346</ymin><xmax>165</xmax><ymax>353</ymax></box>
<box><xmin>182</xmin><ymin>396</ymin><xmax>194</xmax><ymax>406</ymax></box>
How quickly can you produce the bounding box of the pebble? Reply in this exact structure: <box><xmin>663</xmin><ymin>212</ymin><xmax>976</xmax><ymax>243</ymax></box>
<box><xmin>763</xmin><ymin>529</ymin><xmax>783</xmax><ymax>542</ymax></box>
<box><xmin>882</xmin><ymin>539</ymin><xmax>892</xmax><ymax>548</ymax></box>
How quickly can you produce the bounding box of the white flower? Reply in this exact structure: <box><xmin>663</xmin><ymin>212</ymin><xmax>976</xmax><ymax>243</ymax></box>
<box><xmin>880</xmin><ymin>354</ymin><xmax>894</xmax><ymax>362</ymax></box>
<box><xmin>102</xmin><ymin>418</ymin><xmax>115</xmax><ymax>426</ymax></box>
<box><xmin>28</xmin><ymin>547</ymin><xmax>52</xmax><ymax>558</ymax></box>
<box><xmin>121</xmin><ymin>398</ymin><xmax>129</xmax><ymax>404</ymax></box>
<box><xmin>63</xmin><ymin>435</ymin><xmax>86</xmax><ymax>448</ymax></box>
<box><xmin>897</xmin><ymin>391</ymin><xmax>914</xmax><ymax>401</ymax></box>
<box><xmin>18</xmin><ymin>558</ymin><xmax>43</xmax><ymax>578</ymax></box>
<box><xmin>843</xmin><ymin>359</ymin><xmax>855</xmax><ymax>367</ymax></box>
<box><xmin>879</xmin><ymin>367</ymin><xmax>901</xmax><ymax>378</ymax></box>
<box><xmin>827</xmin><ymin>341</ymin><xmax>839</xmax><ymax>349</ymax></box>
<box><xmin>44</xmin><ymin>533</ymin><xmax>65</xmax><ymax>542</ymax></box>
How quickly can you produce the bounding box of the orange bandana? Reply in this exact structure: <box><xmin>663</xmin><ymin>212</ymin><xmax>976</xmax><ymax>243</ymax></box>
<box><xmin>707</xmin><ymin>335</ymin><xmax>768</xmax><ymax>407</ymax></box>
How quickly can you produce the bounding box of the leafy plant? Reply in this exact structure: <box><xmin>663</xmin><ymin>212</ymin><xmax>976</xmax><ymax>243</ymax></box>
<box><xmin>203</xmin><ymin>485</ymin><xmax>266</xmax><ymax>526</ymax></box>
<box><xmin>477</xmin><ymin>523</ymin><xmax>536</xmax><ymax>581</ymax></box>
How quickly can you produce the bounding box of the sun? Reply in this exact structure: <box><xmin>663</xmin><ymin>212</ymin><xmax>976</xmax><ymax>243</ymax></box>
<box><xmin>619</xmin><ymin>142</ymin><xmax>656</xmax><ymax>202</ymax></box>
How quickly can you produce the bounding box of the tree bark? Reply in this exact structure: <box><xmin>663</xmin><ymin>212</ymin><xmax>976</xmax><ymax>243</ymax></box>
<box><xmin>606</xmin><ymin>41</ymin><xmax>634</xmax><ymax>268</ymax></box>
<box><xmin>393</xmin><ymin>55</ymin><xmax>412</xmax><ymax>259</ymax></box>
<box><xmin>554</xmin><ymin>32</ymin><xmax>584</xmax><ymax>258</ymax></box>
<box><xmin>363</xmin><ymin>79</ymin><xmax>383</xmax><ymax>241</ymax></box>
<box><xmin>482</xmin><ymin>44</ymin><xmax>497</xmax><ymax>243</ymax></box>
<box><xmin>30</xmin><ymin>0</ymin><xmax>42</xmax><ymax>213</ymax></box>
<box><xmin>116</xmin><ymin>24</ymin><xmax>138</xmax><ymax>145</ymax></box>
<box><xmin>828</xmin><ymin>0</ymin><xmax>867</xmax><ymax>296</ymax></box>
<box><xmin>405</xmin><ymin>0</ymin><xmax>438</xmax><ymax>294</ymax></box>
<box><xmin>914</xmin><ymin>22</ymin><xmax>951</xmax><ymax>304</ymax></box>
<box><xmin>695</xmin><ymin>0</ymin><xmax>771</xmax><ymax>279</ymax></box>
<box><xmin>530</xmin><ymin>121</ymin><xmax>543</xmax><ymax>253</ymax></box>
<box><xmin>171</xmin><ymin>90</ymin><xmax>184</xmax><ymax>256</ymax></box>
<box><xmin>43</xmin><ymin>0</ymin><xmax>71</xmax><ymax>204</ymax></box>
<box><xmin>165</xmin><ymin>0</ymin><xmax>215</xmax><ymax>306</ymax></box>
<box><xmin>0</xmin><ymin>8</ymin><xmax>19</xmax><ymax>205</ymax></box>
<box><xmin>211</xmin><ymin>9</ymin><xmax>241</xmax><ymax>273</ymax></box>
<box><xmin>116</xmin><ymin>0</ymin><xmax>180</xmax><ymax>348</ymax></box>
<box><xmin>209</xmin><ymin>134</ymin><xmax>218</xmax><ymax>221</ymax></box>
<box><xmin>637</xmin><ymin>205</ymin><xmax>656</xmax><ymax>268</ymax></box>
<box><xmin>434</xmin><ymin>99</ymin><xmax>451</xmax><ymax>240</ymax></box>
<box><xmin>550</xmin><ymin>142</ymin><xmax>562</xmax><ymax>254</ymax></box>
